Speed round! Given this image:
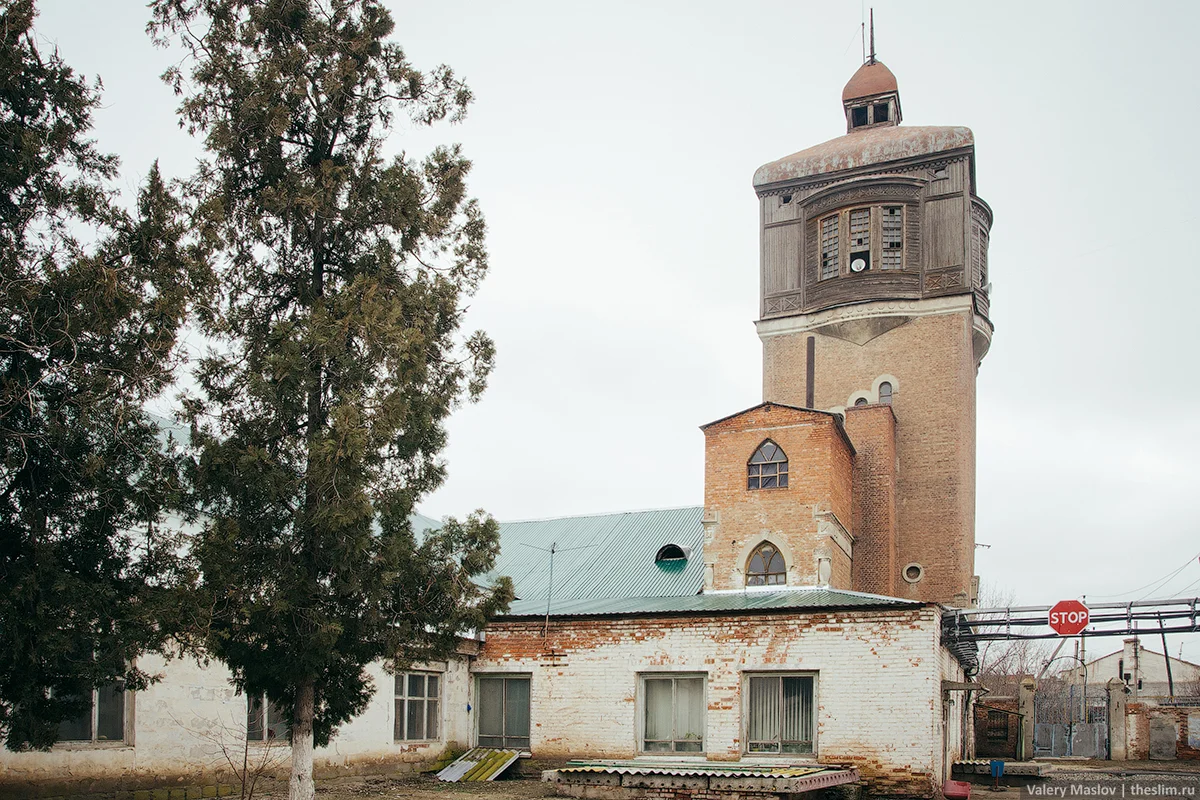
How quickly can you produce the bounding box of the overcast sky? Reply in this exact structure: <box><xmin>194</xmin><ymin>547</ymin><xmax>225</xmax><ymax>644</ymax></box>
<box><xmin>33</xmin><ymin>1</ymin><xmax>1200</xmax><ymax>663</ymax></box>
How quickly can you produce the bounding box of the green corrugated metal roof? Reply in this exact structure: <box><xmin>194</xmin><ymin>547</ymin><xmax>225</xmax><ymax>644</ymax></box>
<box><xmin>410</xmin><ymin>507</ymin><xmax>922</xmax><ymax>618</ymax></box>
<box><xmin>500</xmin><ymin>586</ymin><xmax>920</xmax><ymax>619</ymax></box>
<box><xmin>411</xmin><ymin>507</ymin><xmax>704</xmax><ymax>601</ymax></box>
<box><xmin>486</xmin><ymin>506</ymin><xmax>705</xmax><ymax>602</ymax></box>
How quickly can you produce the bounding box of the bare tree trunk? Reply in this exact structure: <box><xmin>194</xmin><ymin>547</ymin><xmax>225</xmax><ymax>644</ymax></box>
<box><xmin>289</xmin><ymin>680</ymin><xmax>315</xmax><ymax>800</ymax></box>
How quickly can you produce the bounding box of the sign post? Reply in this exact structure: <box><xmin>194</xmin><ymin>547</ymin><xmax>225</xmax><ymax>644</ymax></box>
<box><xmin>1048</xmin><ymin>600</ymin><xmax>1089</xmax><ymax>636</ymax></box>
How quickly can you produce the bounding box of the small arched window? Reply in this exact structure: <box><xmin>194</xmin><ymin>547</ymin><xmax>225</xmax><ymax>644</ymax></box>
<box><xmin>879</xmin><ymin>382</ymin><xmax>893</xmax><ymax>405</ymax></box>
<box><xmin>854</xmin><ymin>397</ymin><xmax>868</xmax><ymax>406</ymax></box>
<box><xmin>748</xmin><ymin>440</ymin><xmax>788</xmax><ymax>490</ymax></box>
<box><xmin>747</xmin><ymin>542</ymin><xmax>786</xmax><ymax>586</ymax></box>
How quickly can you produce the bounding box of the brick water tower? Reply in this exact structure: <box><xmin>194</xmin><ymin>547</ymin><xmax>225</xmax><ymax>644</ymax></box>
<box><xmin>750</xmin><ymin>54</ymin><xmax>993</xmax><ymax>606</ymax></box>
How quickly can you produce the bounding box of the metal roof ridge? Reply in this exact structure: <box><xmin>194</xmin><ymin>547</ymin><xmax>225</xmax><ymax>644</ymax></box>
<box><xmin>701</xmin><ymin>585</ymin><xmax>922</xmax><ymax>604</ymax></box>
<box><xmin>498</xmin><ymin>504</ymin><xmax>704</xmax><ymax>525</ymax></box>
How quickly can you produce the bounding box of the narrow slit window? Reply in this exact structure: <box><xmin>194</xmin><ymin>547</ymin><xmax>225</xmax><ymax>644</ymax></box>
<box><xmin>974</xmin><ymin>225</ymin><xmax>990</xmax><ymax>287</ymax></box>
<box><xmin>849</xmin><ymin>208</ymin><xmax>870</xmax><ymax>250</ymax></box>
<box><xmin>882</xmin><ymin>206</ymin><xmax>903</xmax><ymax>269</ymax></box>
<box><xmin>820</xmin><ymin>216</ymin><xmax>839</xmax><ymax>280</ymax></box>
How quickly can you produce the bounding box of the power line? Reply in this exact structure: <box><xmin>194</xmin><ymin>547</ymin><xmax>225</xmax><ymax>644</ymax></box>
<box><xmin>1087</xmin><ymin>548</ymin><xmax>1200</xmax><ymax>600</ymax></box>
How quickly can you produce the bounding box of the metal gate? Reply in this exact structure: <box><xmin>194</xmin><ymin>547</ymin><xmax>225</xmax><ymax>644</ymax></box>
<box><xmin>1033</xmin><ymin>679</ymin><xmax>1108</xmax><ymax>758</ymax></box>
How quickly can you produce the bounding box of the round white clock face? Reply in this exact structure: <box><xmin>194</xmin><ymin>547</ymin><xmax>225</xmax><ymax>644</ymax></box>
<box><xmin>850</xmin><ymin>257</ymin><xmax>867</xmax><ymax>273</ymax></box>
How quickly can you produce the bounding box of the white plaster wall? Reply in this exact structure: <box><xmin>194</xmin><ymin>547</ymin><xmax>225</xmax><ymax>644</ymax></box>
<box><xmin>0</xmin><ymin>652</ymin><xmax>474</xmax><ymax>788</ymax></box>
<box><xmin>475</xmin><ymin>606</ymin><xmax>956</xmax><ymax>792</ymax></box>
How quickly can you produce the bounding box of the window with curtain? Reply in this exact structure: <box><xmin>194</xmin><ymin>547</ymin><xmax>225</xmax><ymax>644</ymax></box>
<box><xmin>395</xmin><ymin>672</ymin><xmax>441</xmax><ymax>741</ymax></box>
<box><xmin>746</xmin><ymin>674</ymin><xmax>816</xmax><ymax>754</ymax></box>
<box><xmin>642</xmin><ymin>675</ymin><xmax>705</xmax><ymax>753</ymax></box>
<box><xmin>477</xmin><ymin>675</ymin><xmax>531</xmax><ymax>749</ymax></box>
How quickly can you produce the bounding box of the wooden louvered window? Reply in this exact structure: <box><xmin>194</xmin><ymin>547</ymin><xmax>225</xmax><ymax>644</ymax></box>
<box><xmin>819</xmin><ymin>215</ymin><xmax>839</xmax><ymax>280</ymax></box>
<box><xmin>882</xmin><ymin>206</ymin><xmax>903</xmax><ymax>269</ymax></box>
<box><xmin>748</xmin><ymin>439</ymin><xmax>788</xmax><ymax>490</ymax></box>
<box><xmin>973</xmin><ymin>223</ymin><xmax>989</xmax><ymax>288</ymax></box>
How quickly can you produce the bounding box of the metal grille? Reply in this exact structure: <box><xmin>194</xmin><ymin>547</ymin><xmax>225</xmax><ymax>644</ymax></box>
<box><xmin>820</xmin><ymin>215</ymin><xmax>839</xmax><ymax>279</ymax></box>
<box><xmin>882</xmin><ymin>206</ymin><xmax>903</xmax><ymax>269</ymax></box>
<box><xmin>849</xmin><ymin>208</ymin><xmax>870</xmax><ymax>250</ymax></box>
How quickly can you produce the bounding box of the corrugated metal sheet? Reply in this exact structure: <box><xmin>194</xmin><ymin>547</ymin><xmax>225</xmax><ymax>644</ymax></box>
<box><xmin>500</xmin><ymin>586</ymin><xmax>920</xmax><ymax>619</ymax></box>
<box><xmin>437</xmin><ymin>747</ymin><xmax>522</xmax><ymax>781</ymax></box>
<box><xmin>484</xmin><ymin>507</ymin><xmax>705</xmax><ymax>602</ymax></box>
<box><xmin>560</xmin><ymin>760</ymin><xmax>831</xmax><ymax>778</ymax></box>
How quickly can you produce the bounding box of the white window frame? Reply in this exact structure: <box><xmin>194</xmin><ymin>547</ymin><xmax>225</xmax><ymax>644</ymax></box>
<box><xmin>638</xmin><ymin>672</ymin><xmax>707</xmax><ymax>755</ymax></box>
<box><xmin>742</xmin><ymin>672</ymin><xmax>818</xmax><ymax>757</ymax></box>
<box><xmin>54</xmin><ymin>682</ymin><xmax>130</xmax><ymax>747</ymax></box>
<box><xmin>395</xmin><ymin>670</ymin><xmax>442</xmax><ymax>742</ymax></box>
<box><xmin>247</xmin><ymin>694</ymin><xmax>291</xmax><ymax>744</ymax></box>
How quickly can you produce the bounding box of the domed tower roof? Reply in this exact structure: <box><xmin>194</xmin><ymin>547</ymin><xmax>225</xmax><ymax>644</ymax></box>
<box><xmin>842</xmin><ymin>60</ymin><xmax>898</xmax><ymax>103</ymax></box>
<box><xmin>839</xmin><ymin>57</ymin><xmax>903</xmax><ymax>133</ymax></box>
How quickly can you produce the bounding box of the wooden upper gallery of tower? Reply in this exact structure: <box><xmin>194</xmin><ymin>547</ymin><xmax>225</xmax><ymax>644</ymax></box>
<box><xmin>752</xmin><ymin>57</ymin><xmax>993</xmax><ymax>328</ymax></box>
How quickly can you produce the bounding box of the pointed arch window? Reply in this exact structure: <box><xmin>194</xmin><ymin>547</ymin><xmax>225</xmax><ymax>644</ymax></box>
<box><xmin>747</xmin><ymin>542</ymin><xmax>786</xmax><ymax>586</ymax></box>
<box><xmin>748</xmin><ymin>440</ymin><xmax>788</xmax><ymax>490</ymax></box>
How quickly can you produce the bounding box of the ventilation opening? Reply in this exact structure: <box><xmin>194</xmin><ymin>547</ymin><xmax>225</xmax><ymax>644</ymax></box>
<box><xmin>851</xmin><ymin>106</ymin><xmax>868</xmax><ymax>128</ymax></box>
<box><xmin>903</xmin><ymin>563</ymin><xmax>924</xmax><ymax>584</ymax></box>
<box><xmin>656</xmin><ymin>544</ymin><xmax>688</xmax><ymax>563</ymax></box>
<box><xmin>781</xmin><ymin>194</ymin><xmax>792</xmax><ymax>205</ymax></box>
<box><xmin>872</xmin><ymin>102</ymin><xmax>889</xmax><ymax>123</ymax></box>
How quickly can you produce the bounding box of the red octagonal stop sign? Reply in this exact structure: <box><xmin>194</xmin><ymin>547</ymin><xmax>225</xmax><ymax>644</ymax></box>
<box><xmin>1048</xmin><ymin>600</ymin><xmax>1089</xmax><ymax>636</ymax></box>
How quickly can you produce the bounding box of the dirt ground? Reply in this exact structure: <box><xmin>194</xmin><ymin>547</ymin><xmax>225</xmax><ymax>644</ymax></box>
<box><xmin>244</xmin><ymin>760</ymin><xmax>1200</xmax><ymax>800</ymax></box>
<box><xmin>267</xmin><ymin>773</ymin><xmax>559</xmax><ymax>800</ymax></box>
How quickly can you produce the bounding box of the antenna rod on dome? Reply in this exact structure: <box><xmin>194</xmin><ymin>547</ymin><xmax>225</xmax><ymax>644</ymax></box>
<box><xmin>860</xmin><ymin>3</ymin><xmax>865</xmax><ymax>64</ymax></box>
<box><xmin>868</xmin><ymin>8</ymin><xmax>876</xmax><ymax>65</ymax></box>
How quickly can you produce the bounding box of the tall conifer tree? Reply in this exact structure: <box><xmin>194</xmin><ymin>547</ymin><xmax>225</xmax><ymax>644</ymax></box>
<box><xmin>0</xmin><ymin>0</ymin><xmax>205</xmax><ymax>750</ymax></box>
<box><xmin>148</xmin><ymin>2</ymin><xmax>512</xmax><ymax>797</ymax></box>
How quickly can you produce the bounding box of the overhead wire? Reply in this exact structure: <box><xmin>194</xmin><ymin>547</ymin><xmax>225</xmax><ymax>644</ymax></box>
<box><xmin>1086</xmin><ymin>548</ymin><xmax>1200</xmax><ymax>600</ymax></box>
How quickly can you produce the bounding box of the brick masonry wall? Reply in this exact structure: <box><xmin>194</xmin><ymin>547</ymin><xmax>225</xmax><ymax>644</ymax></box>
<box><xmin>1125</xmin><ymin>703</ymin><xmax>1200</xmax><ymax>761</ymax></box>
<box><xmin>842</xmin><ymin>406</ymin><xmax>897</xmax><ymax>596</ymax></box>
<box><xmin>477</xmin><ymin>607</ymin><xmax>955</xmax><ymax>796</ymax></box>
<box><xmin>761</xmin><ymin>309</ymin><xmax>977</xmax><ymax>604</ymax></box>
<box><xmin>973</xmin><ymin>697</ymin><xmax>1019</xmax><ymax>759</ymax></box>
<box><xmin>702</xmin><ymin>406</ymin><xmax>854</xmax><ymax>591</ymax></box>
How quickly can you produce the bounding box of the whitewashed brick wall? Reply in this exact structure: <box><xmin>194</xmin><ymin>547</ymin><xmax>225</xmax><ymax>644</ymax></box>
<box><xmin>475</xmin><ymin>605</ymin><xmax>961</xmax><ymax>794</ymax></box>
